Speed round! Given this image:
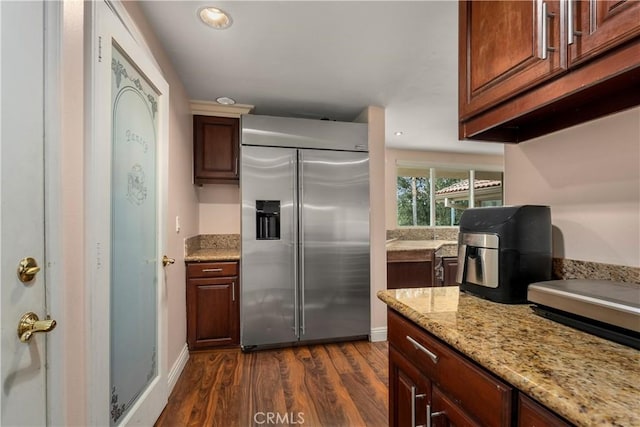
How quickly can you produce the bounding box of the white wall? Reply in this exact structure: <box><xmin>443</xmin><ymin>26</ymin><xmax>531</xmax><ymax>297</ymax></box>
<box><xmin>504</xmin><ymin>107</ymin><xmax>640</xmax><ymax>267</ymax></box>
<box><xmin>355</xmin><ymin>106</ymin><xmax>387</xmax><ymax>339</ymax></box>
<box><xmin>198</xmin><ymin>185</ymin><xmax>241</xmax><ymax>234</ymax></box>
<box><xmin>385</xmin><ymin>148</ymin><xmax>504</xmax><ymax>230</ymax></box>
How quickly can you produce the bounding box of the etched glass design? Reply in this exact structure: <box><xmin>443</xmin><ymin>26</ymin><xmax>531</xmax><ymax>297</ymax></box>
<box><xmin>110</xmin><ymin>44</ymin><xmax>158</xmax><ymax>425</ymax></box>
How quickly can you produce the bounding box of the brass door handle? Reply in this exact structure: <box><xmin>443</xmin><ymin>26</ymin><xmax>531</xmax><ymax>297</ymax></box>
<box><xmin>162</xmin><ymin>255</ymin><xmax>175</xmax><ymax>267</ymax></box>
<box><xmin>17</xmin><ymin>312</ymin><xmax>57</xmax><ymax>343</ymax></box>
<box><xmin>17</xmin><ymin>257</ymin><xmax>41</xmax><ymax>283</ymax></box>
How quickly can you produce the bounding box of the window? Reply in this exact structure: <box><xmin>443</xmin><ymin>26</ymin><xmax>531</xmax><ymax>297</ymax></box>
<box><xmin>397</xmin><ymin>165</ymin><xmax>503</xmax><ymax>227</ymax></box>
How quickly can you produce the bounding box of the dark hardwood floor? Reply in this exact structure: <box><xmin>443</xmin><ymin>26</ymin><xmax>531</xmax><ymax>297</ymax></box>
<box><xmin>155</xmin><ymin>340</ymin><xmax>389</xmax><ymax>427</ymax></box>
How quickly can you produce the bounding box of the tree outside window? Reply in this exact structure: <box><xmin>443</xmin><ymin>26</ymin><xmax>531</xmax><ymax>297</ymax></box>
<box><xmin>397</xmin><ymin>166</ymin><xmax>503</xmax><ymax>227</ymax></box>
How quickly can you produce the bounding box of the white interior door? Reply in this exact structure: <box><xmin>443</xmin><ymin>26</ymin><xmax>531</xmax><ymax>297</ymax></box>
<box><xmin>88</xmin><ymin>2</ymin><xmax>169</xmax><ymax>425</ymax></box>
<box><xmin>0</xmin><ymin>1</ymin><xmax>50</xmax><ymax>425</ymax></box>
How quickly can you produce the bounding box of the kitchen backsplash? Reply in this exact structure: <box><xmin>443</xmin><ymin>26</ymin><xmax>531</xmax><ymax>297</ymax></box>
<box><xmin>553</xmin><ymin>258</ymin><xmax>639</xmax><ymax>284</ymax></box>
<box><xmin>387</xmin><ymin>227</ymin><xmax>459</xmax><ymax>241</ymax></box>
<box><xmin>185</xmin><ymin>234</ymin><xmax>240</xmax><ymax>254</ymax></box>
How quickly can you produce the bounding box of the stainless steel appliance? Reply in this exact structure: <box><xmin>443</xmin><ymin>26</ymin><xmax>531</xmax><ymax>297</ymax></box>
<box><xmin>528</xmin><ymin>280</ymin><xmax>640</xmax><ymax>349</ymax></box>
<box><xmin>456</xmin><ymin>205</ymin><xmax>552</xmax><ymax>303</ymax></box>
<box><xmin>240</xmin><ymin>115</ymin><xmax>370</xmax><ymax>350</ymax></box>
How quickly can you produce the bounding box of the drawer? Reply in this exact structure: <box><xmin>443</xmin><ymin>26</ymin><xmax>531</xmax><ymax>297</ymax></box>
<box><xmin>187</xmin><ymin>261</ymin><xmax>238</xmax><ymax>278</ymax></box>
<box><xmin>388</xmin><ymin>310</ymin><xmax>512</xmax><ymax>427</ymax></box>
<box><xmin>518</xmin><ymin>394</ymin><xmax>572</xmax><ymax>427</ymax></box>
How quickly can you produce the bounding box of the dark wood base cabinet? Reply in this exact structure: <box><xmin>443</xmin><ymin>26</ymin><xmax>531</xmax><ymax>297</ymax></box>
<box><xmin>186</xmin><ymin>261</ymin><xmax>239</xmax><ymax>350</ymax></box>
<box><xmin>435</xmin><ymin>257</ymin><xmax>459</xmax><ymax>287</ymax></box>
<box><xmin>388</xmin><ymin>309</ymin><xmax>573</xmax><ymax>427</ymax></box>
<box><xmin>387</xmin><ymin>250</ymin><xmax>435</xmax><ymax>289</ymax></box>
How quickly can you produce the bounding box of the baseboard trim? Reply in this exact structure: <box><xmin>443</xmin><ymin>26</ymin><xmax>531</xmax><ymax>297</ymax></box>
<box><xmin>168</xmin><ymin>344</ymin><xmax>190</xmax><ymax>394</ymax></box>
<box><xmin>370</xmin><ymin>327</ymin><xmax>388</xmax><ymax>342</ymax></box>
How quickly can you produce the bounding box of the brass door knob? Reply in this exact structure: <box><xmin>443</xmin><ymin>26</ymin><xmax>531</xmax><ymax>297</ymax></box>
<box><xmin>162</xmin><ymin>255</ymin><xmax>175</xmax><ymax>267</ymax></box>
<box><xmin>17</xmin><ymin>312</ymin><xmax>57</xmax><ymax>343</ymax></box>
<box><xmin>17</xmin><ymin>257</ymin><xmax>41</xmax><ymax>283</ymax></box>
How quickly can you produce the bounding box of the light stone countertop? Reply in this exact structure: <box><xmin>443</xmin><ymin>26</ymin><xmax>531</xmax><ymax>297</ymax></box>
<box><xmin>184</xmin><ymin>248</ymin><xmax>240</xmax><ymax>262</ymax></box>
<box><xmin>386</xmin><ymin>239</ymin><xmax>457</xmax><ymax>252</ymax></box>
<box><xmin>377</xmin><ymin>287</ymin><xmax>640</xmax><ymax>427</ymax></box>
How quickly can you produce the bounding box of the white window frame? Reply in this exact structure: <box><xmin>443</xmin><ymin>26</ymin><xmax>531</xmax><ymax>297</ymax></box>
<box><xmin>396</xmin><ymin>162</ymin><xmax>504</xmax><ymax>227</ymax></box>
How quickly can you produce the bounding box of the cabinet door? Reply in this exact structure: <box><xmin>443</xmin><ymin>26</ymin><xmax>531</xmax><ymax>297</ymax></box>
<box><xmin>193</xmin><ymin>115</ymin><xmax>239</xmax><ymax>184</ymax></box>
<box><xmin>431</xmin><ymin>386</ymin><xmax>481</xmax><ymax>427</ymax></box>
<box><xmin>389</xmin><ymin>346</ymin><xmax>431</xmax><ymax>427</ymax></box>
<box><xmin>442</xmin><ymin>258</ymin><xmax>459</xmax><ymax>286</ymax></box>
<box><xmin>387</xmin><ymin>261</ymin><xmax>434</xmax><ymax>289</ymax></box>
<box><xmin>187</xmin><ymin>276</ymin><xmax>239</xmax><ymax>349</ymax></box>
<box><xmin>569</xmin><ymin>0</ymin><xmax>640</xmax><ymax>66</ymax></box>
<box><xmin>459</xmin><ymin>0</ymin><xmax>565</xmax><ymax>119</ymax></box>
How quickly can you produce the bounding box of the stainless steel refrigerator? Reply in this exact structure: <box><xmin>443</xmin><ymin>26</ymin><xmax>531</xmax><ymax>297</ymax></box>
<box><xmin>240</xmin><ymin>114</ymin><xmax>370</xmax><ymax>350</ymax></box>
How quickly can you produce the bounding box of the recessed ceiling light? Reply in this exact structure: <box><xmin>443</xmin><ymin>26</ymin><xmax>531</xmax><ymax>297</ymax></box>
<box><xmin>216</xmin><ymin>96</ymin><xmax>236</xmax><ymax>105</ymax></box>
<box><xmin>199</xmin><ymin>7</ymin><xmax>232</xmax><ymax>30</ymax></box>
<box><xmin>394</xmin><ymin>131</ymin><xmax>404</xmax><ymax>136</ymax></box>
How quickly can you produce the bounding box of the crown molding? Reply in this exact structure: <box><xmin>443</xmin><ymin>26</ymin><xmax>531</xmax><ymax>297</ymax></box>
<box><xmin>190</xmin><ymin>99</ymin><xmax>254</xmax><ymax>118</ymax></box>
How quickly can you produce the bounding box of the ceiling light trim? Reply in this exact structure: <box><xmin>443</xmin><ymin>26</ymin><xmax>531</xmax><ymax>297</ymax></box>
<box><xmin>198</xmin><ymin>6</ymin><xmax>233</xmax><ymax>30</ymax></box>
<box><xmin>216</xmin><ymin>96</ymin><xmax>236</xmax><ymax>105</ymax></box>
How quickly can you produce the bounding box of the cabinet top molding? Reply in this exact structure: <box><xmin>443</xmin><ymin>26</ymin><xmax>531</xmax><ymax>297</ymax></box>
<box><xmin>190</xmin><ymin>99</ymin><xmax>254</xmax><ymax>118</ymax></box>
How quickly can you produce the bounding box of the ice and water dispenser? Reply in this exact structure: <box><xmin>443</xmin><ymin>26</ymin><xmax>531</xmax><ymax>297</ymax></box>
<box><xmin>255</xmin><ymin>200</ymin><xmax>280</xmax><ymax>240</ymax></box>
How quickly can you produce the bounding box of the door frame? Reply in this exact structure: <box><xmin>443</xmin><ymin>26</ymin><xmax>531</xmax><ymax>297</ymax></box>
<box><xmin>86</xmin><ymin>1</ymin><xmax>169</xmax><ymax>424</ymax></box>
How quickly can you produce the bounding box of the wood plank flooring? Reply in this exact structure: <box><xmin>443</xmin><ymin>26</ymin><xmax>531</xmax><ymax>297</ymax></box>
<box><xmin>155</xmin><ymin>340</ymin><xmax>389</xmax><ymax>427</ymax></box>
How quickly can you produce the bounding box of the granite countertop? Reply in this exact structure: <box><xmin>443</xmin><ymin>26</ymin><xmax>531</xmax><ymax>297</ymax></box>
<box><xmin>184</xmin><ymin>248</ymin><xmax>240</xmax><ymax>262</ymax></box>
<box><xmin>377</xmin><ymin>287</ymin><xmax>640</xmax><ymax>427</ymax></box>
<box><xmin>386</xmin><ymin>239</ymin><xmax>457</xmax><ymax>252</ymax></box>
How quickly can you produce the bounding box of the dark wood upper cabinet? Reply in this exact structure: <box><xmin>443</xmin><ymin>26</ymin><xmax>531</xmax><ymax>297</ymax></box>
<box><xmin>460</xmin><ymin>0</ymin><xmax>565</xmax><ymax>120</ymax></box>
<box><xmin>569</xmin><ymin>0</ymin><xmax>640</xmax><ymax>66</ymax></box>
<box><xmin>459</xmin><ymin>0</ymin><xmax>640</xmax><ymax>143</ymax></box>
<box><xmin>193</xmin><ymin>115</ymin><xmax>239</xmax><ymax>184</ymax></box>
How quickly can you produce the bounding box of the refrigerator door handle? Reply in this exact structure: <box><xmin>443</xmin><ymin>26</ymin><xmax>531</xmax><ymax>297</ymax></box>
<box><xmin>292</xmin><ymin>155</ymin><xmax>300</xmax><ymax>338</ymax></box>
<box><xmin>298</xmin><ymin>151</ymin><xmax>306</xmax><ymax>336</ymax></box>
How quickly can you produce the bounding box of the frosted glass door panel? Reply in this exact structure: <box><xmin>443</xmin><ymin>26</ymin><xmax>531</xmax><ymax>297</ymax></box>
<box><xmin>110</xmin><ymin>45</ymin><xmax>159</xmax><ymax>425</ymax></box>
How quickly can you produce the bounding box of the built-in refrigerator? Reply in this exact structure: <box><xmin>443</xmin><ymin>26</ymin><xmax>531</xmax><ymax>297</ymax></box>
<box><xmin>240</xmin><ymin>114</ymin><xmax>370</xmax><ymax>350</ymax></box>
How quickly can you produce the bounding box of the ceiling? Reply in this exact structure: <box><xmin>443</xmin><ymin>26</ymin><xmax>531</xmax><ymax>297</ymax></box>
<box><xmin>139</xmin><ymin>1</ymin><xmax>503</xmax><ymax>155</ymax></box>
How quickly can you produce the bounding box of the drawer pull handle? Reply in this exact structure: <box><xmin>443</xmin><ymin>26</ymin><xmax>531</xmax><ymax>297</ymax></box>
<box><xmin>202</xmin><ymin>268</ymin><xmax>223</xmax><ymax>273</ymax></box>
<box><xmin>406</xmin><ymin>335</ymin><xmax>439</xmax><ymax>364</ymax></box>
